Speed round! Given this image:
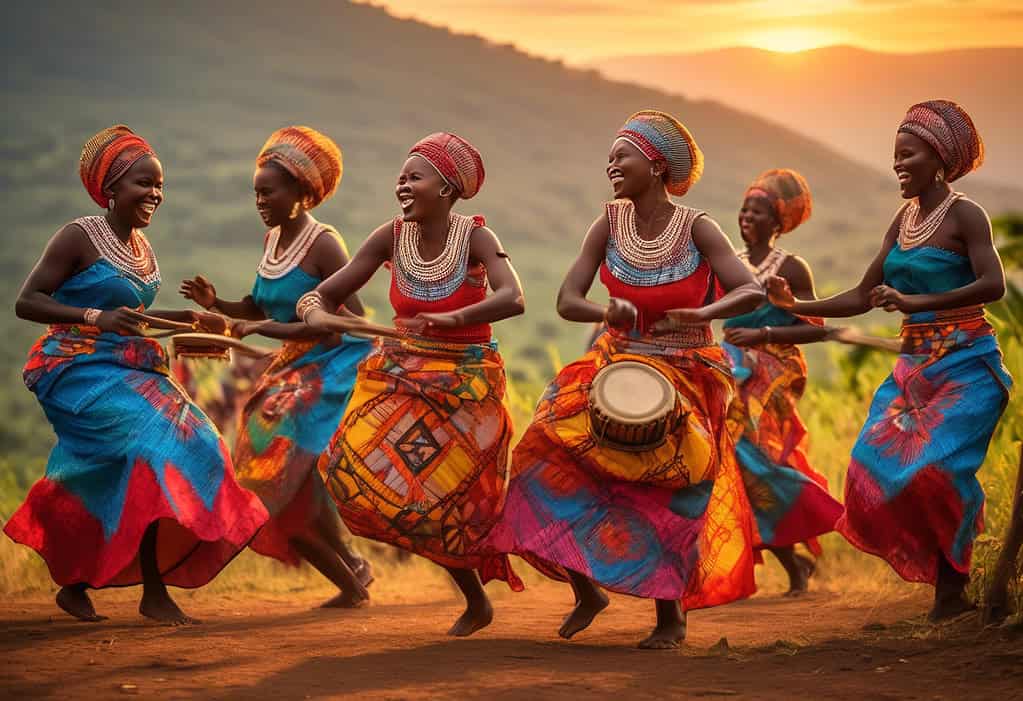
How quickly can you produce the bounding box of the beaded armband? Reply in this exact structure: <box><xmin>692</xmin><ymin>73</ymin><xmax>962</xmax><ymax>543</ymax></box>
<box><xmin>83</xmin><ymin>308</ymin><xmax>103</xmax><ymax>326</ymax></box>
<box><xmin>296</xmin><ymin>291</ymin><xmax>326</xmax><ymax>323</ymax></box>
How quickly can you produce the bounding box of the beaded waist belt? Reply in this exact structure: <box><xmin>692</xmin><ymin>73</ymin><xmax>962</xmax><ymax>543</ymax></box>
<box><xmin>899</xmin><ymin>305</ymin><xmax>992</xmax><ymax>357</ymax></box>
<box><xmin>618</xmin><ymin>323</ymin><xmax>715</xmax><ymax>349</ymax></box>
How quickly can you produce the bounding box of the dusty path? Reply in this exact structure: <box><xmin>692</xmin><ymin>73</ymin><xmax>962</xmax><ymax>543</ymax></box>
<box><xmin>2</xmin><ymin>584</ymin><xmax>1021</xmax><ymax>700</ymax></box>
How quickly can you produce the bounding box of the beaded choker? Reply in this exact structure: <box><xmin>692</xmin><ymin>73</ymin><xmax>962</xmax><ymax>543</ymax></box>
<box><xmin>393</xmin><ymin>214</ymin><xmax>476</xmax><ymax>301</ymax></box>
<box><xmin>740</xmin><ymin>247</ymin><xmax>788</xmax><ymax>284</ymax></box>
<box><xmin>605</xmin><ymin>200</ymin><xmax>703</xmax><ymax>287</ymax></box>
<box><xmin>75</xmin><ymin>215</ymin><xmax>160</xmax><ymax>288</ymax></box>
<box><xmin>258</xmin><ymin>218</ymin><xmax>324</xmax><ymax>279</ymax></box>
<box><xmin>899</xmin><ymin>191</ymin><xmax>962</xmax><ymax>250</ymax></box>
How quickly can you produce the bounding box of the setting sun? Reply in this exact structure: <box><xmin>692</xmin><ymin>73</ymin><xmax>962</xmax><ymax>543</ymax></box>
<box><xmin>743</xmin><ymin>28</ymin><xmax>839</xmax><ymax>54</ymax></box>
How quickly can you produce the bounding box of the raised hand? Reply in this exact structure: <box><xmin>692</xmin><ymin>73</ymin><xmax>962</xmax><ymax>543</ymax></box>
<box><xmin>766</xmin><ymin>275</ymin><xmax>795</xmax><ymax>309</ymax></box>
<box><xmin>179</xmin><ymin>275</ymin><xmax>217</xmax><ymax>309</ymax></box>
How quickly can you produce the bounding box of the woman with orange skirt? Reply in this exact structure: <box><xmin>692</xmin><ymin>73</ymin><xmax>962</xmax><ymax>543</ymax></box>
<box><xmin>300</xmin><ymin>132</ymin><xmax>526</xmax><ymax>636</ymax></box>
<box><xmin>490</xmin><ymin>110</ymin><xmax>764</xmax><ymax>649</ymax></box>
<box><xmin>722</xmin><ymin>169</ymin><xmax>843</xmax><ymax>594</ymax></box>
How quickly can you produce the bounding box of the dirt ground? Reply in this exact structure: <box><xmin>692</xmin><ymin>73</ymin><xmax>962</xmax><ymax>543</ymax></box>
<box><xmin>2</xmin><ymin>583</ymin><xmax>1022</xmax><ymax>700</ymax></box>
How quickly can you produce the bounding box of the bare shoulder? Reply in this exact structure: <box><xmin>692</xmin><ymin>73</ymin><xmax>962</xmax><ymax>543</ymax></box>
<box><xmin>950</xmin><ymin>196</ymin><xmax>990</xmax><ymax>228</ymax></box>
<box><xmin>692</xmin><ymin>214</ymin><xmax>731</xmax><ymax>251</ymax></box>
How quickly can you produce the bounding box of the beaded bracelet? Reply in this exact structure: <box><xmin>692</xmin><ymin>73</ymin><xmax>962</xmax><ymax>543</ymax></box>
<box><xmin>83</xmin><ymin>308</ymin><xmax>102</xmax><ymax>326</ymax></box>
<box><xmin>296</xmin><ymin>291</ymin><xmax>325</xmax><ymax>323</ymax></box>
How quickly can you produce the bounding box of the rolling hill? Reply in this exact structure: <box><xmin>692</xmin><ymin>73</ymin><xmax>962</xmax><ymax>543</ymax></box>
<box><xmin>591</xmin><ymin>46</ymin><xmax>1023</xmax><ymax>187</ymax></box>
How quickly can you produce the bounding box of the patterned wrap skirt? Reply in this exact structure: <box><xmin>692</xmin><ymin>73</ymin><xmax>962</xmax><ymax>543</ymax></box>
<box><xmin>233</xmin><ymin>335</ymin><xmax>372</xmax><ymax>565</ymax></box>
<box><xmin>5</xmin><ymin>324</ymin><xmax>268</xmax><ymax>588</ymax></box>
<box><xmin>317</xmin><ymin>336</ymin><xmax>522</xmax><ymax>589</ymax></box>
<box><xmin>838</xmin><ymin>307</ymin><xmax>1012</xmax><ymax>584</ymax></box>
<box><xmin>489</xmin><ymin>331</ymin><xmax>756</xmax><ymax>609</ymax></box>
<box><xmin>723</xmin><ymin>341</ymin><xmax>842</xmax><ymax>555</ymax></box>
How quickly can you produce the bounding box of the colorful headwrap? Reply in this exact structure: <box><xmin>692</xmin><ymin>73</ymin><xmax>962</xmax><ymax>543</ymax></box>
<box><xmin>257</xmin><ymin>126</ymin><xmax>343</xmax><ymax>209</ymax></box>
<box><xmin>79</xmin><ymin>125</ymin><xmax>156</xmax><ymax>208</ymax></box>
<box><xmin>897</xmin><ymin>100</ymin><xmax>984</xmax><ymax>182</ymax></box>
<box><xmin>615</xmin><ymin>110</ymin><xmax>704</xmax><ymax>196</ymax></box>
<box><xmin>744</xmin><ymin>168</ymin><xmax>813</xmax><ymax>235</ymax></box>
<box><xmin>408</xmin><ymin>132</ymin><xmax>485</xmax><ymax>200</ymax></box>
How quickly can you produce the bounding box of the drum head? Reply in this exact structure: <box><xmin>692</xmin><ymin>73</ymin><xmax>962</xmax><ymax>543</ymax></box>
<box><xmin>591</xmin><ymin>360</ymin><xmax>675</xmax><ymax>425</ymax></box>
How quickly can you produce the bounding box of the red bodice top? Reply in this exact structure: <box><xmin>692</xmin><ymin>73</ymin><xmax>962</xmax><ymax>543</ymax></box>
<box><xmin>598</xmin><ymin>199</ymin><xmax>716</xmax><ymax>335</ymax></box>
<box><xmin>389</xmin><ymin>214</ymin><xmax>492</xmax><ymax>344</ymax></box>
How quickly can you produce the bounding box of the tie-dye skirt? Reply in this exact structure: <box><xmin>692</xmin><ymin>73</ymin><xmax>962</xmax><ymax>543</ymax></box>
<box><xmin>317</xmin><ymin>336</ymin><xmax>521</xmax><ymax>589</ymax></box>
<box><xmin>5</xmin><ymin>325</ymin><xmax>268</xmax><ymax>588</ymax></box>
<box><xmin>232</xmin><ymin>335</ymin><xmax>372</xmax><ymax>565</ymax></box>
<box><xmin>489</xmin><ymin>331</ymin><xmax>755</xmax><ymax>609</ymax></box>
<box><xmin>838</xmin><ymin>308</ymin><xmax>1012</xmax><ymax>583</ymax></box>
<box><xmin>724</xmin><ymin>341</ymin><xmax>842</xmax><ymax>555</ymax></box>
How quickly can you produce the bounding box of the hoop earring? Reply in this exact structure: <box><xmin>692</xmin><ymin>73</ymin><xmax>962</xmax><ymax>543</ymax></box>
<box><xmin>289</xmin><ymin>201</ymin><xmax>301</xmax><ymax>220</ymax></box>
<box><xmin>439</xmin><ymin>186</ymin><xmax>452</xmax><ymax>198</ymax></box>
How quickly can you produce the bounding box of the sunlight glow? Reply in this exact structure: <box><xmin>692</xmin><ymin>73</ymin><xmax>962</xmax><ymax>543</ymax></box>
<box><xmin>743</xmin><ymin>29</ymin><xmax>838</xmax><ymax>54</ymax></box>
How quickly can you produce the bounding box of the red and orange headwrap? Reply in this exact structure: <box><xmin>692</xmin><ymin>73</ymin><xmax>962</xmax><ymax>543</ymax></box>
<box><xmin>408</xmin><ymin>132</ymin><xmax>485</xmax><ymax>200</ymax></box>
<box><xmin>257</xmin><ymin>126</ymin><xmax>343</xmax><ymax>209</ymax></box>
<box><xmin>744</xmin><ymin>168</ymin><xmax>812</xmax><ymax>235</ymax></box>
<box><xmin>898</xmin><ymin>100</ymin><xmax>984</xmax><ymax>182</ymax></box>
<box><xmin>615</xmin><ymin>110</ymin><xmax>704</xmax><ymax>196</ymax></box>
<box><xmin>79</xmin><ymin>125</ymin><xmax>156</xmax><ymax>209</ymax></box>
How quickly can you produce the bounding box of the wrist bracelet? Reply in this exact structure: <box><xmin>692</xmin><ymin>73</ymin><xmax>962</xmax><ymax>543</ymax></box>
<box><xmin>296</xmin><ymin>291</ymin><xmax>326</xmax><ymax>323</ymax></box>
<box><xmin>763</xmin><ymin>325</ymin><xmax>773</xmax><ymax>343</ymax></box>
<box><xmin>83</xmin><ymin>308</ymin><xmax>102</xmax><ymax>325</ymax></box>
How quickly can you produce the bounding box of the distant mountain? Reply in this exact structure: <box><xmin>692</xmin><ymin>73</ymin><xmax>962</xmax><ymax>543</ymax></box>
<box><xmin>1</xmin><ymin>3</ymin><xmax>1020</xmax><ymax>390</ymax></box>
<box><xmin>591</xmin><ymin>46</ymin><xmax>1023</xmax><ymax>187</ymax></box>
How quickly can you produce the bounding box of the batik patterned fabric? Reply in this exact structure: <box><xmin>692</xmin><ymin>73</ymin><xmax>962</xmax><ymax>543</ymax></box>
<box><xmin>490</xmin><ymin>205</ymin><xmax>755</xmax><ymax>608</ymax></box>
<box><xmin>317</xmin><ymin>336</ymin><xmax>522</xmax><ymax>589</ymax></box>
<box><xmin>837</xmin><ymin>244</ymin><xmax>1012</xmax><ymax>584</ymax></box>
<box><xmin>723</xmin><ymin>303</ymin><xmax>842</xmax><ymax>554</ymax></box>
<box><xmin>490</xmin><ymin>331</ymin><xmax>755</xmax><ymax>607</ymax></box>
<box><xmin>5</xmin><ymin>225</ymin><xmax>268</xmax><ymax>588</ymax></box>
<box><xmin>232</xmin><ymin>259</ymin><xmax>372</xmax><ymax>565</ymax></box>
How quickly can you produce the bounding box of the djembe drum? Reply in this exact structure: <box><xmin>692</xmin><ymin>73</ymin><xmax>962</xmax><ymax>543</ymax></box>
<box><xmin>588</xmin><ymin>360</ymin><xmax>683</xmax><ymax>451</ymax></box>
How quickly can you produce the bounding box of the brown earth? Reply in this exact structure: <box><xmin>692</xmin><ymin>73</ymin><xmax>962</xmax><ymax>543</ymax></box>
<box><xmin>2</xmin><ymin>583</ymin><xmax>1022</xmax><ymax>700</ymax></box>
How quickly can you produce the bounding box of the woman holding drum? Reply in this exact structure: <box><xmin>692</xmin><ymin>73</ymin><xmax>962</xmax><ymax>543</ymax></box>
<box><xmin>768</xmin><ymin>100</ymin><xmax>1012</xmax><ymax>620</ymax></box>
<box><xmin>722</xmin><ymin>169</ymin><xmax>843</xmax><ymax>595</ymax></box>
<box><xmin>489</xmin><ymin>110</ymin><xmax>763</xmax><ymax>649</ymax></box>
<box><xmin>180</xmin><ymin>126</ymin><xmax>374</xmax><ymax>607</ymax></box>
<box><xmin>5</xmin><ymin>126</ymin><xmax>269</xmax><ymax>624</ymax></box>
<box><xmin>300</xmin><ymin>132</ymin><xmax>526</xmax><ymax>636</ymax></box>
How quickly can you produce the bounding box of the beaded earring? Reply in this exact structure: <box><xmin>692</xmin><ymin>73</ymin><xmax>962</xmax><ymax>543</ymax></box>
<box><xmin>289</xmin><ymin>201</ymin><xmax>301</xmax><ymax>220</ymax></box>
<box><xmin>107</xmin><ymin>198</ymin><xmax>116</xmax><ymax>211</ymax></box>
<box><xmin>935</xmin><ymin>168</ymin><xmax>945</xmax><ymax>184</ymax></box>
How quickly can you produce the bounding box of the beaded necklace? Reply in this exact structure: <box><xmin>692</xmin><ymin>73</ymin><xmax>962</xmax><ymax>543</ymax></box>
<box><xmin>393</xmin><ymin>213</ymin><xmax>476</xmax><ymax>301</ymax></box>
<box><xmin>257</xmin><ymin>217</ymin><xmax>323</xmax><ymax>279</ymax></box>
<box><xmin>739</xmin><ymin>247</ymin><xmax>788</xmax><ymax>284</ymax></box>
<box><xmin>75</xmin><ymin>215</ymin><xmax>160</xmax><ymax>287</ymax></box>
<box><xmin>899</xmin><ymin>191</ymin><xmax>962</xmax><ymax>250</ymax></box>
<box><xmin>605</xmin><ymin>199</ymin><xmax>703</xmax><ymax>287</ymax></box>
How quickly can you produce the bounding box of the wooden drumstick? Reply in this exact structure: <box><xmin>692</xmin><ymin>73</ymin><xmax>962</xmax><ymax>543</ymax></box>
<box><xmin>825</xmin><ymin>326</ymin><xmax>902</xmax><ymax>353</ymax></box>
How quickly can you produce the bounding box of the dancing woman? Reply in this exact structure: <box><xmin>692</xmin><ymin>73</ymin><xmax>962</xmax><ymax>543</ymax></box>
<box><xmin>722</xmin><ymin>169</ymin><xmax>843</xmax><ymax>594</ymax></box>
<box><xmin>180</xmin><ymin>126</ymin><xmax>373</xmax><ymax>606</ymax></box>
<box><xmin>490</xmin><ymin>110</ymin><xmax>763</xmax><ymax>649</ymax></box>
<box><xmin>768</xmin><ymin>101</ymin><xmax>1012</xmax><ymax>620</ymax></box>
<box><xmin>6</xmin><ymin>126</ymin><xmax>269</xmax><ymax>623</ymax></box>
<box><xmin>300</xmin><ymin>132</ymin><xmax>526</xmax><ymax>635</ymax></box>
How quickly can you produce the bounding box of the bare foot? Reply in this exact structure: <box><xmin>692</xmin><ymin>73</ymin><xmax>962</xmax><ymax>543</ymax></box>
<box><xmin>353</xmin><ymin>558</ymin><xmax>375</xmax><ymax>589</ymax></box>
<box><xmin>139</xmin><ymin>592</ymin><xmax>200</xmax><ymax>625</ymax></box>
<box><xmin>928</xmin><ymin>594</ymin><xmax>976</xmax><ymax>623</ymax></box>
<box><xmin>638</xmin><ymin>620</ymin><xmax>686</xmax><ymax>650</ymax></box>
<box><xmin>319</xmin><ymin>587</ymin><xmax>370</xmax><ymax>609</ymax></box>
<box><xmin>447</xmin><ymin>599</ymin><xmax>494</xmax><ymax>637</ymax></box>
<box><xmin>56</xmin><ymin>586</ymin><xmax>107</xmax><ymax>622</ymax></box>
<box><xmin>558</xmin><ymin>590</ymin><xmax>609</xmax><ymax>639</ymax></box>
<box><xmin>784</xmin><ymin>554</ymin><xmax>815</xmax><ymax>597</ymax></box>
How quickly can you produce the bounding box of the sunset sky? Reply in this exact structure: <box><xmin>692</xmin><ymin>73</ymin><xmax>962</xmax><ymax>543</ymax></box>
<box><xmin>359</xmin><ymin>0</ymin><xmax>1023</xmax><ymax>61</ymax></box>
